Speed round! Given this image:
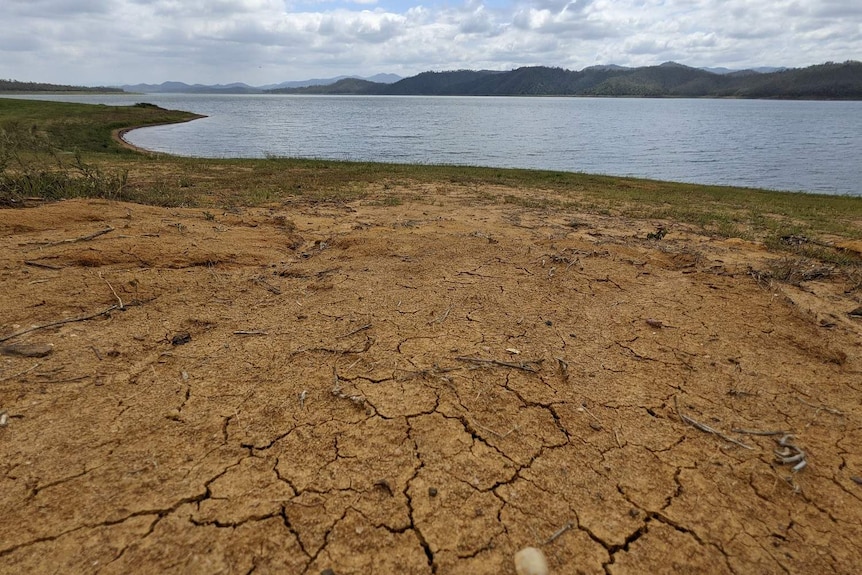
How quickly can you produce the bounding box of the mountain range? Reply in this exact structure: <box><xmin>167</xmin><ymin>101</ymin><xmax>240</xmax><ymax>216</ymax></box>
<box><xmin>120</xmin><ymin>74</ymin><xmax>401</xmax><ymax>94</ymax></box>
<box><xmin>3</xmin><ymin>62</ymin><xmax>859</xmax><ymax>99</ymax></box>
<box><xmin>269</xmin><ymin>61</ymin><xmax>861</xmax><ymax>99</ymax></box>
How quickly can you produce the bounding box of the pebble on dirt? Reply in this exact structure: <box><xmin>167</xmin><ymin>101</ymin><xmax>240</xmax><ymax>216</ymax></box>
<box><xmin>171</xmin><ymin>332</ymin><xmax>192</xmax><ymax>346</ymax></box>
<box><xmin>514</xmin><ymin>547</ymin><xmax>549</xmax><ymax>575</ymax></box>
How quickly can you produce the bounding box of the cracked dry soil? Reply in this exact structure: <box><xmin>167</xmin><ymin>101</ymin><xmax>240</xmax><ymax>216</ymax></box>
<box><xmin>1</xmin><ymin>186</ymin><xmax>860</xmax><ymax>574</ymax></box>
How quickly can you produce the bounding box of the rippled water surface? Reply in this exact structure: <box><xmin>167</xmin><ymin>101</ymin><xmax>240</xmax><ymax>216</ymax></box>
<box><xmin>9</xmin><ymin>94</ymin><xmax>862</xmax><ymax>195</ymax></box>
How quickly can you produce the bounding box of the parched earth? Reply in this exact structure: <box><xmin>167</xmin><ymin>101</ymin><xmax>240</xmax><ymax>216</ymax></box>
<box><xmin>1</xmin><ymin>185</ymin><xmax>860</xmax><ymax>574</ymax></box>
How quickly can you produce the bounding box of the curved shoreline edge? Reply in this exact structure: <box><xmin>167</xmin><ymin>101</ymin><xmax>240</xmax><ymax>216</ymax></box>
<box><xmin>113</xmin><ymin>112</ymin><xmax>207</xmax><ymax>154</ymax></box>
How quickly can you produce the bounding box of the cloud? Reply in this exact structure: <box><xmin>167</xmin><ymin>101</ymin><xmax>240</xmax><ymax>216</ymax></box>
<box><xmin>0</xmin><ymin>0</ymin><xmax>859</xmax><ymax>85</ymax></box>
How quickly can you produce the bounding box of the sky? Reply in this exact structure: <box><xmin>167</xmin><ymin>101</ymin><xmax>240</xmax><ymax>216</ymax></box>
<box><xmin>1</xmin><ymin>0</ymin><xmax>860</xmax><ymax>86</ymax></box>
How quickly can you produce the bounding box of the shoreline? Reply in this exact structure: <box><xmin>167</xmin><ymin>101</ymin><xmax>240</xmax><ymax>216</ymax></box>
<box><xmin>112</xmin><ymin>112</ymin><xmax>207</xmax><ymax>154</ymax></box>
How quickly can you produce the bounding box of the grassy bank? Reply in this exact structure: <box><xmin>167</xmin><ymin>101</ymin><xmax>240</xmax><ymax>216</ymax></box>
<box><xmin>2</xmin><ymin>97</ymin><xmax>860</xmax><ymax>261</ymax></box>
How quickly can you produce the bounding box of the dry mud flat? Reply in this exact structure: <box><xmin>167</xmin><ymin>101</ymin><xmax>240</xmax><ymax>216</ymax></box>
<box><xmin>0</xmin><ymin>186</ymin><xmax>860</xmax><ymax>574</ymax></box>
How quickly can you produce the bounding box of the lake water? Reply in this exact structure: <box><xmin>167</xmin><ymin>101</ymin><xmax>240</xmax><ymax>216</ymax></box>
<box><xmin>7</xmin><ymin>93</ymin><xmax>862</xmax><ymax>196</ymax></box>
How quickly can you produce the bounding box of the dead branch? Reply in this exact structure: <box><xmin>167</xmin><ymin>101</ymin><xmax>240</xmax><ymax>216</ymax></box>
<box><xmin>774</xmin><ymin>434</ymin><xmax>808</xmax><ymax>473</ymax></box>
<box><xmin>331</xmin><ymin>366</ymin><xmax>367</xmax><ymax>408</ymax></box>
<box><xmin>233</xmin><ymin>330</ymin><xmax>268</xmax><ymax>336</ymax></box>
<box><xmin>0</xmin><ymin>362</ymin><xmax>42</xmax><ymax>382</ymax></box>
<box><xmin>291</xmin><ymin>337</ymin><xmax>374</xmax><ymax>357</ymax></box>
<box><xmin>253</xmin><ymin>277</ymin><xmax>282</xmax><ymax>295</ymax></box>
<box><xmin>796</xmin><ymin>397</ymin><xmax>844</xmax><ymax>416</ymax></box>
<box><xmin>397</xmin><ymin>364</ymin><xmax>461</xmax><ymax>381</ymax></box>
<box><xmin>24</xmin><ymin>260</ymin><xmax>63</xmax><ymax>270</ymax></box>
<box><xmin>454</xmin><ymin>356</ymin><xmax>542</xmax><ymax>373</ymax></box>
<box><xmin>338</xmin><ymin>324</ymin><xmax>372</xmax><ymax>339</ymax></box>
<box><xmin>555</xmin><ymin>357</ymin><xmax>569</xmax><ymax>373</ymax></box>
<box><xmin>98</xmin><ymin>272</ymin><xmax>125</xmax><ymax>309</ymax></box>
<box><xmin>545</xmin><ymin>522</ymin><xmax>574</xmax><ymax>545</ymax></box>
<box><xmin>674</xmin><ymin>396</ymin><xmax>753</xmax><ymax>450</ymax></box>
<box><xmin>0</xmin><ymin>305</ymin><xmax>119</xmax><ymax>343</ymax></box>
<box><xmin>428</xmin><ymin>304</ymin><xmax>454</xmax><ymax>325</ymax></box>
<box><xmin>472</xmin><ymin>419</ymin><xmax>520</xmax><ymax>439</ymax></box>
<box><xmin>38</xmin><ymin>226</ymin><xmax>115</xmax><ymax>247</ymax></box>
<box><xmin>731</xmin><ymin>428</ymin><xmax>787</xmax><ymax>436</ymax></box>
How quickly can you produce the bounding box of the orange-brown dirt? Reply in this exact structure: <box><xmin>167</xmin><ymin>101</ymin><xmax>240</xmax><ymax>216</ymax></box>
<box><xmin>1</xmin><ymin>187</ymin><xmax>860</xmax><ymax>574</ymax></box>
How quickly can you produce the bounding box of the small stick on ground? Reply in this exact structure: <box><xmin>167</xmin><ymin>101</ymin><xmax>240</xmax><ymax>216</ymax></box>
<box><xmin>397</xmin><ymin>364</ymin><xmax>461</xmax><ymax>381</ymax></box>
<box><xmin>24</xmin><ymin>260</ymin><xmax>64</xmax><ymax>270</ymax></box>
<box><xmin>233</xmin><ymin>330</ymin><xmax>269</xmax><ymax>336</ymax></box>
<box><xmin>38</xmin><ymin>226</ymin><xmax>115</xmax><ymax>247</ymax></box>
<box><xmin>578</xmin><ymin>402</ymin><xmax>603</xmax><ymax>425</ymax></box>
<box><xmin>674</xmin><ymin>396</ymin><xmax>753</xmax><ymax>450</ymax></box>
<box><xmin>292</xmin><ymin>338</ymin><xmax>374</xmax><ymax>357</ymax></box>
<box><xmin>428</xmin><ymin>304</ymin><xmax>454</xmax><ymax>325</ymax></box>
<box><xmin>545</xmin><ymin>522</ymin><xmax>574</xmax><ymax>545</ymax></box>
<box><xmin>472</xmin><ymin>419</ymin><xmax>520</xmax><ymax>439</ymax></box>
<box><xmin>99</xmin><ymin>272</ymin><xmax>125</xmax><ymax>309</ymax></box>
<box><xmin>732</xmin><ymin>428</ymin><xmax>787</xmax><ymax>436</ymax></box>
<box><xmin>555</xmin><ymin>357</ymin><xmax>568</xmax><ymax>373</ymax></box>
<box><xmin>796</xmin><ymin>397</ymin><xmax>844</xmax><ymax>416</ymax></box>
<box><xmin>338</xmin><ymin>324</ymin><xmax>372</xmax><ymax>339</ymax></box>
<box><xmin>253</xmin><ymin>277</ymin><xmax>282</xmax><ymax>295</ymax></box>
<box><xmin>0</xmin><ymin>305</ymin><xmax>119</xmax><ymax>343</ymax></box>
<box><xmin>454</xmin><ymin>356</ymin><xmax>541</xmax><ymax>373</ymax></box>
<box><xmin>331</xmin><ymin>367</ymin><xmax>367</xmax><ymax>408</ymax></box>
<box><xmin>0</xmin><ymin>362</ymin><xmax>42</xmax><ymax>382</ymax></box>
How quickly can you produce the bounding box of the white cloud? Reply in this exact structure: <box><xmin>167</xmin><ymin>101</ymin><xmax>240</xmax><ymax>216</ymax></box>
<box><xmin>0</xmin><ymin>0</ymin><xmax>858</xmax><ymax>85</ymax></box>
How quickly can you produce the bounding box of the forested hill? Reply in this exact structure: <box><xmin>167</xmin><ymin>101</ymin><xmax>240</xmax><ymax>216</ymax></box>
<box><xmin>0</xmin><ymin>79</ymin><xmax>123</xmax><ymax>93</ymax></box>
<box><xmin>270</xmin><ymin>61</ymin><xmax>862</xmax><ymax>99</ymax></box>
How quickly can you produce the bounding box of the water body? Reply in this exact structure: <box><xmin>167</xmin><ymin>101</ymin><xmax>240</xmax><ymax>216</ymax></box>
<box><xmin>8</xmin><ymin>93</ymin><xmax>861</xmax><ymax>196</ymax></box>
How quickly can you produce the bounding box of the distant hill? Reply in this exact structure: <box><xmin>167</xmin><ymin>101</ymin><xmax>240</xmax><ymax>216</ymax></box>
<box><xmin>259</xmin><ymin>73</ymin><xmax>400</xmax><ymax>90</ymax></box>
<box><xmin>267</xmin><ymin>78</ymin><xmax>382</xmax><ymax>95</ymax></box>
<box><xmin>125</xmin><ymin>74</ymin><xmax>402</xmax><ymax>94</ymax></box>
<box><xmin>121</xmin><ymin>81</ymin><xmax>261</xmax><ymax>94</ymax></box>
<box><xmin>701</xmin><ymin>66</ymin><xmax>787</xmax><ymax>75</ymax></box>
<box><xmin>273</xmin><ymin>61</ymin><xmax>862</xmax><ymax>100</ymax></box>
<box><xmin>0</xmin><ymin>79</ymin><xmax>123</xmax><ymax>93</ymax></box>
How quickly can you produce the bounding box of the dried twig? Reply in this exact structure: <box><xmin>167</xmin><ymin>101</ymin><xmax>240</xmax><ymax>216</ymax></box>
<box><xmin>338</xmin><ymin>324</ymin><xmax>372</xmax><ymax>339</ymax></box>
<box><xmin>0</xmin><ymin>305</ymin><xmax>118</xmax><ymax>343</ymax></box>
<box><xmin>428</xmin><ymin>304</ymin><xmax>454</xmax><ymax>325</ymax></box>
<box><xmin>33</xmin><ymin>226</ymin><xmax>115</xmax><ymax>247</ymax></box>
<box><xmin>555</xmin><ymin>357</ymin><xmax>569</xmax><ymax>373</ymax></box>
<box><xmin>0</xmin><ymin>362</ymin><xmax>42</xmax><ymax>382</ymax></box>
<box><xmin>774</xmin><ymin>434</ymin><xmax>808</xmax><ymax>473</ymax></box>
<box><xmin>397</xmin><ymin>364</ymin><xmax>461</xmax><ymax>381</ymax></box>
<box><xmin>24</xmin><ymin>260</ymin><xmax>63</xmax><ymax>270</ymax></box>
<box><xmin>732</xmin><ymin>428</ymin><xmax>787</xmax><ymax>436</ymax></box>
<box><xmin>331</xmin><ymin>367</ymin><xmax>367</xmax><ymax>408</ymax></box>
<box><xmin>253</xmin><ymin>277</ymin><xmax>282</xmax><ymax>295</ymax></box>
<box><xmin>454</xmin><ymin>356</ymin><xmax>541</xmax><ymax>373</ymax></box>
<box><xmin>472</xmin><ymin>419</ymin><xmax>520</xmax><ymax>439</ymax></box>
<box><xmin>797</xmin><ymin>397</ymin><xmax>844</xmax><ymax>416</ymax></box>
<box><xmin>613</xmin><ymin>427</ymin><xmax>623</xmax><ymax>449</ymax></box>
<box><xmin>292</xmin><ymin>338</ymin><xmax>374</xmax><ymax>357</ymax></box>
<box><xmin>98</xmin><ymin>272</ymin><xmax>124</xmax><ymax>309</ymax></box>
<box><xmin>233</xmin><ymin>330</ymin><xmax>268</xmax><ymax>336</ymax></box>
<box><xmin>545</xmin><ymin>522</ymin><xmax>574</xmax><ymax>544</ymax></box>
<box><xmin>674</xmin><ymin>396</ymin><xmax>753</xmax><ymax>450</ymax></box>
